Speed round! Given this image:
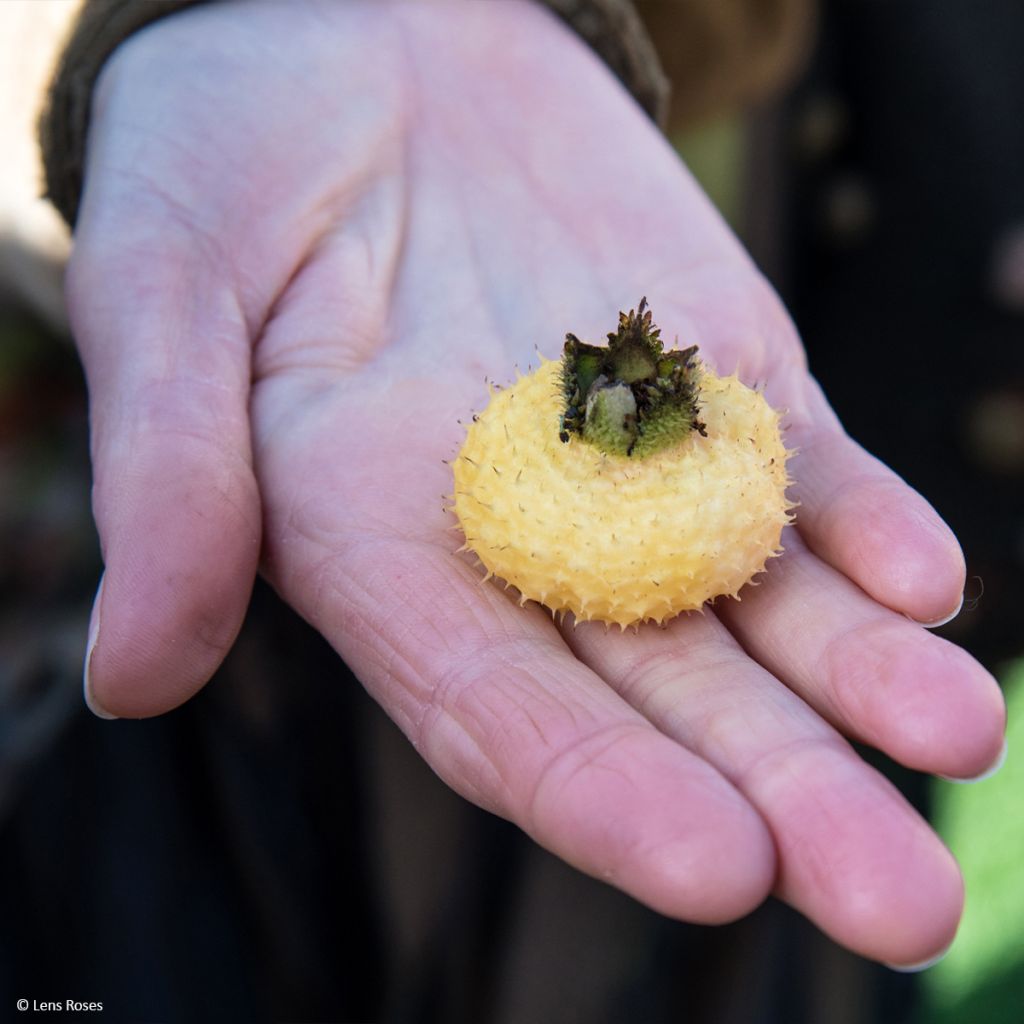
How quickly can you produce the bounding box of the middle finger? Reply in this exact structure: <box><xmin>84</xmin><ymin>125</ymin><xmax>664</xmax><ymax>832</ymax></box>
<box><xmin>718</xmin><ymin>529</ymin><xmax>1005</xmax><ymax>781</ymax></box>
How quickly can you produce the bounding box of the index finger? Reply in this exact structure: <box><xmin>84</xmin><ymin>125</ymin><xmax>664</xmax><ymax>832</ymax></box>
<box><xmin>786</xmin><ymin>375</ymin><xmax>965</xmax><ymax>624</ymax></box>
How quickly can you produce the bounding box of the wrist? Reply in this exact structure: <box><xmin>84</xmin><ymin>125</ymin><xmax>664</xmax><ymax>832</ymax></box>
<box><xmin>39</xmin><ymin>0</ymin><xmax>666</xmax><ymax>230</ymax></box>
<box><xmin>40</xmin><ymin>0</ymin><xmax>207</xmax><ymax>227</ymax></box>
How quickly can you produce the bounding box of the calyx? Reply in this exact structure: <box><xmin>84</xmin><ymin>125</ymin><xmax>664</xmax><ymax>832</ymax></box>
<box><xmin>559</xmin><ymin>298</ymin><xmax>705</xmax><ymax>458</ymax></box>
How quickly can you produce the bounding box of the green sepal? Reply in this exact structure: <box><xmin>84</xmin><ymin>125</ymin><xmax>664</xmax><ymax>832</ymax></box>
<box><xmin>582</xmin><ymin>383</ymin><xmax>637</xmax><ymax>456</ymax></box>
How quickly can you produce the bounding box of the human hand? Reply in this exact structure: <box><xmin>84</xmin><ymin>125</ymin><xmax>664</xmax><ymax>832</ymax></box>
<box><xmin>68</xmin><ymin>0</ymin><xmax>1004</xmax><ymax>966</ymax></box>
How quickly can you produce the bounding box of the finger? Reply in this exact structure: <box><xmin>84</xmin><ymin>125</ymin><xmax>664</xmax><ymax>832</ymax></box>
<box><xmin>786</xmin><ymin>377</ymin><xmax>965</xmax><ymax>624</ymax></box>
<box><xmin>260</xmin><ymin>489</ymin><xmax>775</xmax><ymax>923</ymax></box>
<box><xmin>67</xmin><ymin>208</ymin><xmax>260</xmax><ymax>718</ymax></box>
<box><xmin>718</xmin><ymin>530</ymin><xmax>1005</xmax><ymax>780</ymax></box>
<box><xmin>563</xmin><ymin>611</ymin><xmax>963</xmax><ymax>967</ymax></box>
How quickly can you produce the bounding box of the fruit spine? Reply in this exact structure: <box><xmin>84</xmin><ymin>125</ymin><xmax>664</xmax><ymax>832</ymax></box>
<box><xmin>452</xmin><ymin>300</ymin><xmax>793</xmax><ymax>627</ymax></box>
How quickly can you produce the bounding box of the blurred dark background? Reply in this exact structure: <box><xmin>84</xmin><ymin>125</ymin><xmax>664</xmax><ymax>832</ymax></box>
<box><xmin>775</xmin><ymin>1</ymin><xmax>1024</xmax><ymax>668</ymax></box>
<box><xmin>1</xmin><ymin>1</ymin><xmax>1022</xmax><ymax>1021</ymax></box>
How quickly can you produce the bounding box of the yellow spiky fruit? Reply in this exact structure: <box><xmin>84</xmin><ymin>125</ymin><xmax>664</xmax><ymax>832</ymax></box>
<box><xmin>452</xmin><ymin>309</ymin><xmax>793</xmax><ymax>627</ymax></box>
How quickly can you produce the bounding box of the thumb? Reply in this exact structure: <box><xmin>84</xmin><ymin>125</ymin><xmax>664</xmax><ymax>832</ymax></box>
<box><xmin>68</xmin><ymin>206</ymin><xmax>261</xmax><ymax>719</ymax></box>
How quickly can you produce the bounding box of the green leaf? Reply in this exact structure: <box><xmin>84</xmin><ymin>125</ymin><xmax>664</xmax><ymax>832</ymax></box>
<box><xmin>922</xmin><ymin>662</ymin><xmax>1023</xmax><ymax>1024</ymax></box>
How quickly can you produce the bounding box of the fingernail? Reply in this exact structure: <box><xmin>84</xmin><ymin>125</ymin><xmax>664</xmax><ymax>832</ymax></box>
<box><xmin>912</xmin><ymin>592</ymin><xmax>964</xmax><ymax>629</ymax></box>
<box><xmin>83</xmin><ymin>574</ymin><xmax>117</xmax><ymax>720</ymax></box>
<box><xmin>885</xmin><ymin>940</ymin><xmax>954</xmax><ymax>973</ymax></box>
<box><xmin>940</xmin><ymin>737</ymin><xmax>1007</xmax><ymax>784</ymax></box>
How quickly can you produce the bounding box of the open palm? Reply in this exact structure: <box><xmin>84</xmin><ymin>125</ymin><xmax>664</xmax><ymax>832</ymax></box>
<box><xmin>68</xmin><ymin>0</ymin><xmax>1003</xmax><ymax>967</ymax></box>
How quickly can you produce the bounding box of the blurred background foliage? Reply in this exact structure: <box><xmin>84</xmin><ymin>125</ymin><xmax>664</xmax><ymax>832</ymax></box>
<box><xmin>924</xmin><ymin>662</ymin><xmax>1024</xmax><ymax>1024</ymax></box>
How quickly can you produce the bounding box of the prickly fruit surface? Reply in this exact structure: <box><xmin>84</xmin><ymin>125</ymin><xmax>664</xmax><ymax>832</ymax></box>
<box><xmin>452</xmin><ymin>310</ymin><xmax>792</xmax><ymax>627</ymax></box>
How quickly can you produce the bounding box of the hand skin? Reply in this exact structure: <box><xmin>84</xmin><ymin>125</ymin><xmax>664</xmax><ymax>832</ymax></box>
<box><xmin>68</xmin><ymin>0</ymin><xmax>1004</xmax><ymax>968</ymax></box>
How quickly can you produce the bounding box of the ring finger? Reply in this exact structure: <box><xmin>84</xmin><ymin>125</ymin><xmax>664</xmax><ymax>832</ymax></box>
<box><xmin>562</xmin><ymin>608</ymin><xmax>963</xmax><ymax>967</ymax></box>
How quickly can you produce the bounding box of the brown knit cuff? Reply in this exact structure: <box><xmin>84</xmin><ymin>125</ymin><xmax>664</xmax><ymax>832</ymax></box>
<box><xmin>38</xmin><ymin>0</ymin><xmax>669</xmax><ymax>230</ymax></box>
<box><xmin>544</xmin><ymin>0</ymin><xmax>669</xmax><ymax>128</ymax></box>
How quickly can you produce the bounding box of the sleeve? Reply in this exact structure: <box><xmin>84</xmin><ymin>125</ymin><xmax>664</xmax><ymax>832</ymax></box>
<box><xmin>38</xmin><ymin>0</ymin><xmax>670</xmax><ymax>230</ymax></box>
